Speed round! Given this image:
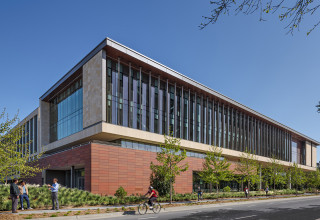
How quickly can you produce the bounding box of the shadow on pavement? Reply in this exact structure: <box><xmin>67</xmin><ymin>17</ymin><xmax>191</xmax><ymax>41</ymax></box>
<box><xmin>123</xmin><ymin>211</ymin><xmax>136</xmax><ymax>215</ymax></box>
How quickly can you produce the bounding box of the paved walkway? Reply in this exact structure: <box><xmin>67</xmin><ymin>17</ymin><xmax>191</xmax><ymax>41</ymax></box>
<box><xmin>0</xmin><ymin>193</ymin><xmax>314</xmax><ymax>216</ymax></box>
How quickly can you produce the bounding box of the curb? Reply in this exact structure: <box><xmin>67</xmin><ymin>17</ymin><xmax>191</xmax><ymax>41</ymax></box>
<box><xmin>32</xmin><ymin>212</ymin><xmax>125</xmax><ymax>220</ymax></box>
<box><xmin>31</xmin><ymin>195</ymin><xmax>320</xmax><ymax>220</ymax></box>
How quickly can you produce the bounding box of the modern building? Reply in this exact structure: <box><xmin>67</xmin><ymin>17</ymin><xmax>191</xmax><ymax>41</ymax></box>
<box><xmin>21</xmin><ymin>38</ymin><xmax>319</xmax><ymax>195</ymax></box>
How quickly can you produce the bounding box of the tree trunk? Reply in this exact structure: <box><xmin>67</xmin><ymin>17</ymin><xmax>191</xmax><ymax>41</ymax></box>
<box><xmin>216</xmin><ymin>183</ymin><xmax>219</xmax><ymax>201</ymax></box>
<box><xmin>273</xmin><ymin>181</ymin><xmax>276</xmax><ymax>197</ymax></box>
<box><xmin>170</xmin><ymin>180</ymin><xmax>173</xmax><ymax>204</ymax></box>
<box><xmin>289</xmin><ymin>176</ymin><xmax>291</xmax><ymax>189</ymax></box>
<box><xmin>241</xmin><ymin>180</ymin><xmax>243</xmax><ymax>192</ymax></box>
<box><xmin>259</xmin><ymin>166</ymin><xmax>262</xmax><ymax>190</ymax></box>
<box><xmin>209</xmin><ymin>183</ymin><xmax>212</xmax><ymax>193</ymax></box>
<box><xmin>248</xmin><ymin>180</ymin><xmax>250</xmax><ymax>199</ymax></box>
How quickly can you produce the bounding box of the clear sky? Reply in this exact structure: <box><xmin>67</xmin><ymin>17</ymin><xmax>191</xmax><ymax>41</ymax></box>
<box><xmin>0</xmin><ymin>1</ymin><xmax>319</xmax><ymax>160</ymax></box>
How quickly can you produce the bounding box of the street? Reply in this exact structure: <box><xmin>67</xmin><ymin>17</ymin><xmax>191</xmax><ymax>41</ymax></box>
<box><xmin>94</xmin><ymin>196</ymin><xmax>320</xmax><ymax>220</ymax></box>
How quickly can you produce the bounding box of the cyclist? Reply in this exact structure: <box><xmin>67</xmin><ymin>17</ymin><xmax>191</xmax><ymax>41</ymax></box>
<box><xmin>144</xmin><ymin>186</ymin><xmax>158</xmax><ymax>209</ymax></box>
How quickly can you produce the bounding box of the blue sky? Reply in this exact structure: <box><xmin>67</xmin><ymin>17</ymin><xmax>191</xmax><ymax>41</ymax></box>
<box><xmin>0</xmin><ymin>1</ymin><xmax>319</xmax><ymax>159</ymax></box>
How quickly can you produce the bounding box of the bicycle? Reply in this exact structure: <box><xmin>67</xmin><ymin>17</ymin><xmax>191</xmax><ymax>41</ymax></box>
<box><xmin>138</xmin><ymin>198</ymin><xmax>161</xmax><ymax>215</ymax></box>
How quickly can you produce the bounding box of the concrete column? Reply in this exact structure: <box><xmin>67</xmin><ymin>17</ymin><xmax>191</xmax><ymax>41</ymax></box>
<box><xmin>83</xmin><ymin>50</ymin><xmax>106</xmax><ymax>128</ymax></box>
<box><xmin>39</xmin><ymin>100</ymin><xmax>50</xmax><ymax>147</ymax></box>
<box><xmin>212</xmin><ymin>100</ymin><xmax>215</xmax><ymax>146</ymax></box>
<box><xmin>306</xmin><ymin>141</ymin><xmax>312</xmax><ymax>166</ymax></box>
<box><xmin>42</xmin><ymin>170</ymin><xmax>46</xmax><ymax>185</ymax></box>
<box><xmin>312</xmin><ymin>144</ymin><xmax>317</xmax><ymax>167</ymax></box>
<box><xmin>71</xmin><ymin>166</ymin><xmax>75</xmax><ymax>188</ymax></box>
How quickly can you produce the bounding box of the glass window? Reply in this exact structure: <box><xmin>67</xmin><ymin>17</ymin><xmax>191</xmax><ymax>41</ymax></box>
<box><xmin>34</xmin><ymin>115</ymin><xmax>37</xmax><ymax>152</ymax></box>
<box><xmin>30</xmin><ymin>118</ymin><xmax>33</xmax><ymax>154</ymax></box>
<box><xmin>26</xmin><ymin>121</ymin><xmax>29</xmax><ymax>154</ymax></box>
<box><xmin>131</xmin><ymin>69</ymin><xmax>140</xmax><ymax>129</ymax></box>
<box><xmin>183</xmin><ymin>91</ymin><xmax>189</xmax><ymax>140</ymax></box>
<box><xmin>141</xmin><ymin>73</ymin><xmax>149</xmax><ymax>131</ymax></box>
<box><xmin>208</xmin><ymin>101</ymin><xmax>212</xmax><ymax>145</ymax></box>
<box><xmin>196</xmin><ymin>96</ymin><xmax>201</xmax><ymax>143</ymax></box>
<box><xmin>50</xmin><ymin>78</ymin><xmax>83</xmax><ymax>142</ymax></box>
<box><xmin>159</xmin><ymin>81</ymin><xmax>166</xmax><ymax>135</ymax></box>
<box><xmin>292</xmin><ymin>141</ymin><xmax>298</xmax><ymax>164</ymax></box>
<box><xmin>120</xmin><ymin>64</ymin><xmax>129</xmax><ymax>127</ymax></box>
<box><xmin>176</xmin><ymin>87</ymin><xmax>181</xmax><ymax>138</ymax></box>
<box><xmin>107</xmin><ymin>60</ymin><xmax>113</xmax><ymax>123</ymax></box>
<box><xmin>189</xmin><ymin>94</ymin><xmax>195</xmax><ymax>141</ymax></box>
<box><xmin>169</xmin><ymin>85</ymin><xmax>175</xmax><ymax>134</ymax></box>
<box><xmin>151</xmin><ymin>77</ymin><xmax>158</xmax><ymax>133</ymax></box>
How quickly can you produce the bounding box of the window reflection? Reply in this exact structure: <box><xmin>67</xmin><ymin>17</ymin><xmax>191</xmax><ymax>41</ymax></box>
<box><xmin>50</xmin><ymin>78</ymin><xmax>83</xmax><ymax>142</ymax></box>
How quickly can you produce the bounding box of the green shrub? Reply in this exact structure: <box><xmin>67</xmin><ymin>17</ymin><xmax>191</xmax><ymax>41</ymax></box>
<box><xmin>115</xmin><ymin>186</ymin><xmax>127</xmax><ymax>199</ymax></box>
<box><xmin>223</xmin><ymin>186</ymin><xmax>231</xmax><ymax>192</ymax></box>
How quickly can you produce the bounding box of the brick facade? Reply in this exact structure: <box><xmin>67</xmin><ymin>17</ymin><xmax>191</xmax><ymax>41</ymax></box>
<box><xmin>28</xmin><ymin>143</ymin><xmax>238</xmax><ymax>196</ymax></box>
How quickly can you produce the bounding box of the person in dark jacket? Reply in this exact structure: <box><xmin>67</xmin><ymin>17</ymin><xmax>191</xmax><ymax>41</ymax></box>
<box><xmin>265</xmin><ymin>186</ymin><xmax>269</xmax><ymax>196</ymax></box>
<box><xmin>197</xmin><ymin>186</ymin><xmax>203</xmax><ymax>201</ymax></box>
<box><xmin>10</xmin><ymin>179</ymin><xmax>20</xmax><ymax>213</ymax></box>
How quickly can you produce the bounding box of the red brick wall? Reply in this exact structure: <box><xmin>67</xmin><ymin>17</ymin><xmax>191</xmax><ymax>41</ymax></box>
<box><xmin>28</xmin><ymin>143</ymin><xmax>238</xmax><ymax>196</ymax></box>
<box><xmin>27</xmin><ymin>144</ymin><xmax>91</xmax><ymax>191</ymax></box>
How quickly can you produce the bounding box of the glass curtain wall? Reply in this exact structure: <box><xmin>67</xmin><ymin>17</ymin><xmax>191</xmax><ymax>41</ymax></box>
<box><xmin>106</xmin><ymin>58</ymin><xmax>303</xmax><ymax>164</ymax></box>
<box><xmin>16</xmin><ymin>115</ymin><xmax>38</xmax><ymax>156</ymax></box>
<box><xmin>50</xmin><ymin>78</ymin><xmax>83</xmax><ymax>142</ymax></box>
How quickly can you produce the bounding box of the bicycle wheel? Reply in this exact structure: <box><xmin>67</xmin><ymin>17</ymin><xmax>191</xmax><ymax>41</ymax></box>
<box><xmin>138</xmin><ymin>203</ymin><xmax>148</xmax><ymax>215</ymax></box>
<box><xmin>152</xmin><ymin>203</ymin><xmax>161</xmax><ymax>214</ymax></box>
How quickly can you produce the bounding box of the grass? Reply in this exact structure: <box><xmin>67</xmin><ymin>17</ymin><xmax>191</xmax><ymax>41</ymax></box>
<box><xmin>49</xmin><ymin>214</ymin><xmax>57</xmax><ymax>217</ymax></box>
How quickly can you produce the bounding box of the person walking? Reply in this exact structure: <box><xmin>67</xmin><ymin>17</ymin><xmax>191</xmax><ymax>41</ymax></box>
<box><xmin>47</xmin><ymin>178</ymin><xmax>59</xmax><ymax>210</ymax></box>
<box><xmin>10</xmin><ymin>179</ymin><xmax>20</xmax><ymax>213</ymax></box>
<box><xmin>19</xmin><ymin>181</ymin><xmax>32</xmax><ymax>210</ymax></box>
<box><xmin>197</xmin><ymin>186</ymin><xmax>203</xmax><ymax>201</ymax></box>
<box><xmin>244</xmin><ymin>186</ymin><xmax>249</xmax><ymax>199</ymax></box>
<box><xmin>265</xmin><ymin>186</ymin><xmax>269</xmax><ymax>196</ymax></box>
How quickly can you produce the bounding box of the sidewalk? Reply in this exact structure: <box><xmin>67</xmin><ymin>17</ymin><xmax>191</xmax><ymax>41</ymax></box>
<box><xmin>0</xmin><ymin>193</ymin><xmax>317</xmax><ymax>218</ymax></box>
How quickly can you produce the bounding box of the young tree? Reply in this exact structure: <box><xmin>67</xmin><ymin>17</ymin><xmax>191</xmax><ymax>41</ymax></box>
<box><xmin>290</xmin><ymin>163</ymin><xmax>306</xmax><ymax>195</ymax></box>
<box><xmin>199</xmin><ymin>145</ymin><xmax>232</xmax><ymax>199</ymax></box>
<box><xmin>150</xmin><ymin>168</ymin><xmax>171</xmax><ymax>196</ymax></box>
<box><xmin>0</xmin><ymin>109</ymin><xmax>45</xmax><ymax>183</ymax></box>
<box><xmin>265</xmin><ymin>156</ymin><xmax>286</xmax><ymax>192</ymax></box>
<box><xmin>200</xmin><ymin>0</ymin><xmax>320</xmax><ymax>35</ymax></box>
<box><xmin>235</xmin><ymin>148</ymin><xmax>259</xmax><ymax>195</ymax></box>
<box><xmin>306</xmin><ymin>170</ymin><xmax>320</xmax><ymax>193</ymax></box>
<box><xmin>150</xmin><ymin>134</ymin><xmax>189</xmax><ymax>204</ymax></box>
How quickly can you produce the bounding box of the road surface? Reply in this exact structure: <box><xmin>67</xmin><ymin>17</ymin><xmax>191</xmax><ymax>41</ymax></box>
<box><xmin>95</xmin><ymin>196</ymin><xmax>320</xmax><ymax>220</ymax></box>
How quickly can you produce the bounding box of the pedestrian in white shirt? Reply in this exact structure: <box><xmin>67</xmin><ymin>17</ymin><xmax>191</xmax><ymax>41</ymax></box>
<box><xmin>47</xmin><ymin>178</ymin><xmax>59</xmax><ymax>210</ymax></box>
